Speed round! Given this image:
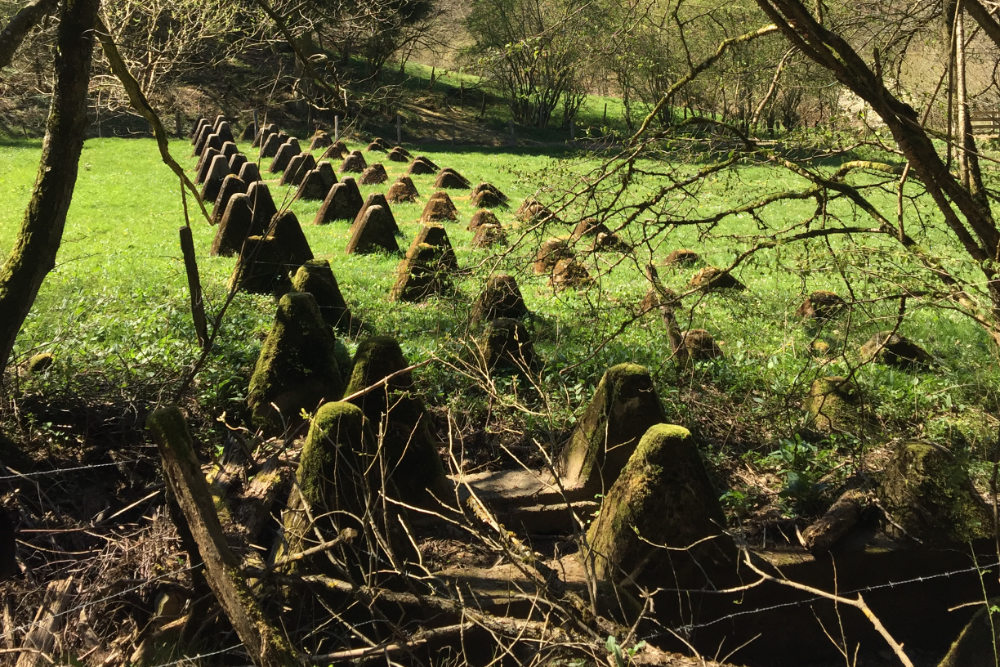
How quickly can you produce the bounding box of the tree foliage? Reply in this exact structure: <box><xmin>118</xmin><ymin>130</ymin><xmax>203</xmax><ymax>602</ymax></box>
<box><xmin>464</xmin><ymin>0</ymin><xmax>595</xmax><ymax>127</ymax></box>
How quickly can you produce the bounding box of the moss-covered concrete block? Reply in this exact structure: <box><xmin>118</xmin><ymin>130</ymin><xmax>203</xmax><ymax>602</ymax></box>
<box><xmin>313</xmin><ymin>178</ymin><xmax>363</xmax><ymax>225</ymax></box>
<box><xmin>260</xmin><ymin>131</ymin><xmax>288</xmax><ymax>158</ymax></box>
<box><xmin>345</xmin><ymin>337</ymin><xmax>450</xmax><ymax>506</ymax></box>
<box><xmin>269</xmin><ymin>210</ymin><xmax>313</xmax><ymax>266</ymax></box>
<box><xmin>340</xmin><ymin>150</ymin><xmax>367</xmax><ymax>172</ymax></box>
<box><xmin>938</xmin><ymin>599</ymin><xmax>1000</xmax><ymax>667</ymax></box>
<box><xmin>247</xmin><ymin>292</ymin><xmax>345</xmax><ymax>435</ymax></box>
<box><xmin>407</xmin><ymin>155</ymin><xmax>438</xmax><ymax>175</ymax></box>
<box><xmin>278</xmin><ymin>401</ymin><xmax>369</xmax><ymax>573</ymax></box>
<box><xmin>269</xmin><ymin>138</ymin><xmax>301</xmax><ymax>173</ymax></box>
<box><xmin>434</xmin><ymin>167</ymin><xmax>470</xmax><ymax>189</ymax></box>
<box><xmin>407</xmin><ymin>224</ymin><xmax>458</xmax><ymax>270</ymax></box>
<box><xmin>352</xmin><ymin>193</ymin><xmax>399</xmax><ymax>234</ymax></box>
<box><xmin>471</xmin><ymin>223</ymin><xmax>507</xmax><ymax>248</ymax></box>
<box><xmin>295</xmin><ymin>167</ymin><xmax>332</xmax><ymax>201</ymax></box>
<box><xmin>584</xmin><ymin>424</ymin><xmax>737</xmax><ymax>589</ymax></box>
<box><xmin>296</xmin><ymin>402</ymin><xmax>367</xmax><ymax>510</ymax></box>
<box><xmin>212</xmin><ymin>193</ymin><xmax>252</xmax><ymax>257</ymax></box>
<box><xmin>387</xmin><ymin>176</ymin><xmax>419</xmax><ymax>203</ymax></box>
<box><xmin>796</xmin><ymin>290</ymin><xmax>846</xmax><ymax>321</ymax></box>
<box><xmin>690</xmin><ymin>265</ymin><xmax>745</xmax><ymax>291</ymax></box>
<box><xmin>549</xmin><ymin>257</ymin><xmax>593</xmax><ymax>290</ymax></box>
<box><xmin>346</xmin><ymin>205</ymin><xmax>400</xmax><ymax>255</ymax></box>
<box><xmin>360</xmin><ymin>163</ymin><xmax>388</xmax><ymax>185</ymax></box>
<box><xmin>291</xmin><ymin>259</ymin><xmax>354</xmax><ymax>332</ymax></box>
<box><xmin>468</xmin><ymin>208</ymin><xmax>499</xmax><ymax>231</ymax></box>
<box><xmin>805</xmin><ymin>376</ymin><xmax>862</xmax><ymax>435</ymax></box>
<box><xmin>480</xmin><ymin>317</ymin><xmax>538</xmax><ymax>373</ymax></box>
<box><xmin>27</xmin><ymin>352</ymin><xmax>54</xmax><ymax>374</ymax></box>
<box><xmin>389</xmin><ymin>243</ymin><xmax>451</xmax><ymax>301</ymax></box>
<box><xmin>308</xmin><ymin>130</ymin><xmax>331</xmax><ymax>151</ymax></box>
<box><xmin>470</xmin><ymin>182</ymin><xmax>507</xmax><ymax>208</ymax></box>
<box><xmin>861</xmin><ymin>331</ymin><xmax>931</xmax><ymax>367</ymax></box>
<box><xmin>880</xmin><ymin>441</ymin><xmax>991</xmax><ymax>544</ymax></box>
<box><xmin>533</xmin><ymin>238</ymin><xmax>573</xmax><ymax>275</ymax></box>
<box><xmin>211</xmin><ymin>174</ymin><xmax>247</xmax><ymax>224</ymax></box>
<box><xmin>557</xmin><ymin>363</ymin><xmax>667</xmax><ymax>493</ymax></box>
<box><xmin>420</xmin><ymin>191</ymin><xmax>458</xmax><ymax>223</ymax></box>
<box><xmin>246</xmin><ymin>181</ymin><xmax>278</xmax><ymax>231</ymax></box>
<box><xmin>470</xmin><ymin>274</ymin><xmax>528</xmax><ymax>325</ymax></box>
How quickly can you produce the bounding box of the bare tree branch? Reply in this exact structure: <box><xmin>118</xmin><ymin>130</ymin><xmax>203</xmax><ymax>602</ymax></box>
<box><xmin>93</xmin><ymin>16</ymin><xmax>211</xmax><ymax>225</ymax></box>
<box><xmin>0</xmin><ymin>0</ymin><xmax>58</xmax><ymax>69</ymax></box>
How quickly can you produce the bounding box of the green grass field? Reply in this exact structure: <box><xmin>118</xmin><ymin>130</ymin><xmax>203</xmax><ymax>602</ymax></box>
<box><xmin>4</xmin><ymin>132</ymin><xmax>999</xmax><ymax>522</ymax></box>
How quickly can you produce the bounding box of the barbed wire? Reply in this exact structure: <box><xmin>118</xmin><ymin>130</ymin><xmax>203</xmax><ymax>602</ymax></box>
<box><xmin>2</xmin><ymin>561</ymin><xmax>204</xmax><ymax>640</ymax></box>
<box><xmin>0</xmin><ymin>458</ymin><xmax>150</xmax><ymax>481</ymax></box>
<box><xmin>148</xmin><ymin>642</ymin><xmax>247</xmax><ymax>667</ymax></box>
<box><xmin>665</xmin><ymin>558</ymin><xmax>1000</xmax><ymax>635</ymax></box>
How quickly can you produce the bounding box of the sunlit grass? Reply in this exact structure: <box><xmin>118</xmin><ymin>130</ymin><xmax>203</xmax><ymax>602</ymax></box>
<box><xmin>4</xmin><ymin>132</ymin><xmax>1000</xmax><ymax>516</ymax></box>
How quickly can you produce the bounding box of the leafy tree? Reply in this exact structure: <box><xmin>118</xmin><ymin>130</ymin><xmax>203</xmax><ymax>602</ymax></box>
<box><xmin>464</xmin><ymin>0</ymin><xmax>593</xmax><ymax>127</ymax></box>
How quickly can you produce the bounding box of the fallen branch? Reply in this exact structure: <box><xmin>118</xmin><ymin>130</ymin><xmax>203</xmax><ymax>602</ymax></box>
<box><xmin>15</xmin><ymin>577</ymin><xmax>75</xmax><ymax>667</ymax></box>
<box><xmin>305</xmin><ymin>622</ymin><xmax>474</xmax><ymax>663</ymax></box>
<box><xmin>247</xmin><ymin>567</ymin><xmax>580</xmax><ymax>646</ymax></box>
<box><xmin>148</xmin><ymin>406</ymin><xmax>298</xmax><ymax>666</ymax></box>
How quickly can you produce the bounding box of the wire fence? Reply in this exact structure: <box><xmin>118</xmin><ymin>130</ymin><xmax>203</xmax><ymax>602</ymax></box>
<box><xmin>0</xmin><ymin>458</ymin><xmax>150</xmax><ymax>482</ymax></box>
<box><xmin>668</xmin><ymin>558</ymin><xmax>1000</xmax><ymax>634</ymax></box>
<box><xmin>148</xmin><ymin>643</ymin><xmax>247</xmax><ymax>667</ymax></box>
<box><xmin>1</xmin><ymin>561</ymin><xmax>204</xmax><ymax>641</ymax></box>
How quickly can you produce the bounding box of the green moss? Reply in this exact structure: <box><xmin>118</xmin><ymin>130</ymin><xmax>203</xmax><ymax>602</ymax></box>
<box><xmin>390</xmin><ymin>243</ymin><xmax>452</xmax><ymax>301</ymax></box>
<box><xmin>805</xmin><ymin>376</ymin><xmax>862</xmax><ymax>435</ymax></box>
<box><xmin>880</xmin><ymin>441</ymin><xmax>992</xmax><ymax>543</ymax></box>
<box><xmin>27</xmin><ymin>352</ymin><xmax>54</xmax><ymax>374</ymax></box>
<box><xmin>345</xmin><ymin>336</ymin><xmax>412</xmax><ymax>396</ymax></box>
<box><xmin>246</xmin><ymin>292</ymin><xmax>345</xmax><ymax>434</ymax></box>
<box><xmin>639</xmin><ymin>423</ymin><xmax>690</xmax><ymax>445</ymax></box>
<box><xmin>276</xmin><ymin>401</ymin><xmax>372</xmax><ymax>575</ymax></box>
<box><xmin>585</xmin><ymin>423</ymin><xmax>735</xmax><ymax>588</ymax></box>
<box><xmin>297</xmin><ymin>401</ymin><xmax>366</xmax><ymax>509</ymax></box>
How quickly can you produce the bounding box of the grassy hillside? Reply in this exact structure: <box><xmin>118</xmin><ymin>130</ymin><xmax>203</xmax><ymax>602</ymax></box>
<box><xmin>3</xmin><ymin>132</ymin><xmax>999</xmax><ymax>525</ymax></box>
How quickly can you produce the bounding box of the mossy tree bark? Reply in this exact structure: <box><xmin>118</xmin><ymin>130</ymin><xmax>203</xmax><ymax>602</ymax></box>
<box><xmin>148</xmin><ymin>406</ymin><xmax>298</xmax><ymax>666</ymax></box>
<box><xmin>0</xmin><ymin>0</ymin><xmax>100</xmax><ymax>375</ymax></box>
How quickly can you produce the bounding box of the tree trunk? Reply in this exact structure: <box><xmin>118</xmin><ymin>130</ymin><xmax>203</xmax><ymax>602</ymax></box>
<box><xmin>756</xmin><ymin>0</ymin><xmax>1000</xmax><ymax>326</ymax></box>
<box><xmin>0</xmin><ymin>0</ymin><xmax>100</xmax><ymax>374</ymax></box>
<box><xmin>147</xmin><ymin>406</ymin><xmax>299</xmax><ymax>666</ymax></box>
<box><xmin>955</xmin><ymin>3</ymin><xmax>971</xmax><ymax>190</ymax></box>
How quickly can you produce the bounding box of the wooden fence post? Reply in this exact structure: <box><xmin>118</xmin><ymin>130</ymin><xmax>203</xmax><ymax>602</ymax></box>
<box><xmin>178</xmin><ymin>226</ymin><xmax>208</xmax><ymax>348</ymax></box>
